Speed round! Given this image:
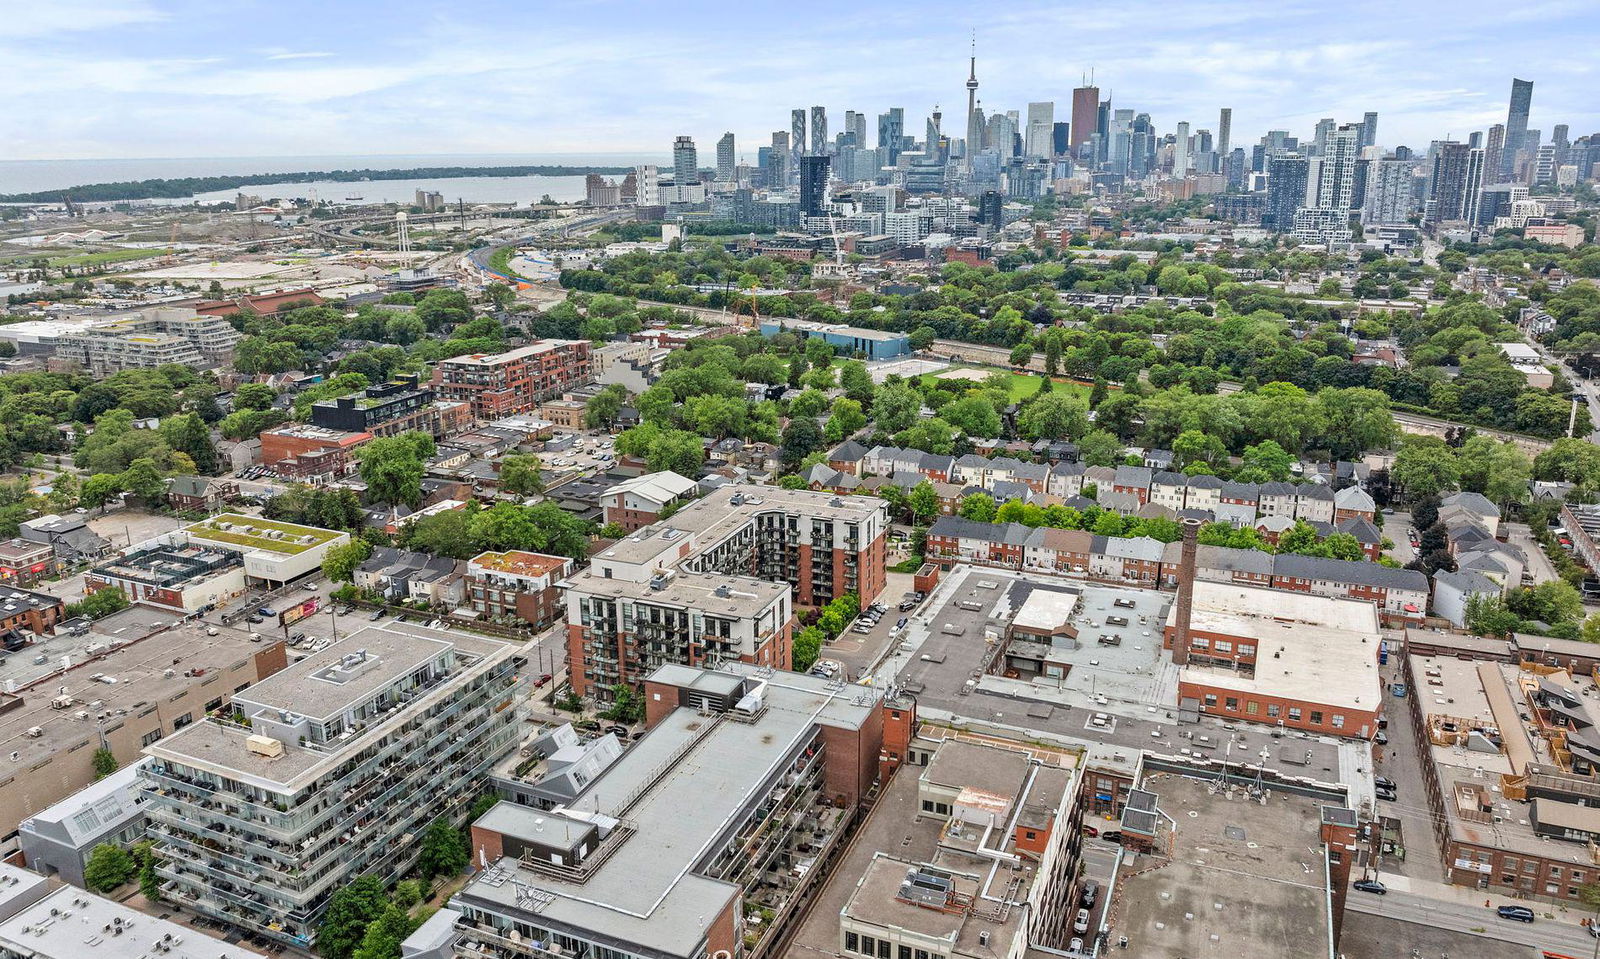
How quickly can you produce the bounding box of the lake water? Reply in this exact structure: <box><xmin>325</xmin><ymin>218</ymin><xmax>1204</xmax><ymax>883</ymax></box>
<box><xmin>0</xmin><ymin>152</ymin><xmax>665</xmax><ymax>202</ymax></box>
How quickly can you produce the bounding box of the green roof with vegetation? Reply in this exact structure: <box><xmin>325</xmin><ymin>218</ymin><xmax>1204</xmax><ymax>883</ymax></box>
<box><xmin>186</xmin><ymin>513</ymin><xmax>343</xmax><ymax>554</ymax></box>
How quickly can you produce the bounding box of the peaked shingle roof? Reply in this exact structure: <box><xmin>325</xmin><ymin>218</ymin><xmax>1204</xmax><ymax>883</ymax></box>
<box><xmin>1334</xmin><ymin>486</ymin><xmax>1376</xmax><ymax>511</ymax></box>
<box><xmin>927</xmin><ymin>515</ymin><xmax>1032</xmax><ymax>546</ymax></box>
<box><xmin>1271</xmin><ymin>553</ymin><xmax>1428</xmax><ymax>591</ymax></box>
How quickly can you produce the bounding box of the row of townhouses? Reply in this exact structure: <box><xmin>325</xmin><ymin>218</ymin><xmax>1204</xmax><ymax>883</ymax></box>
<box><xmin>926</xmin><ymin>515</ymin><xmax>1430</xmax><ymax>620</ymax></box>
<box><xmin>829</xmin><ymin>442</ymin><xmax>1378</xmax><ymax>527</ymax></box>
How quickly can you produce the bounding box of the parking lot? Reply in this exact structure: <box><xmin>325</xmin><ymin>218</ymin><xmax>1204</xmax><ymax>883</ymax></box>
<box><xmin>815</xmin><ymin>572</ymin><xmax>918</xmax><ymax>680</ymax></box>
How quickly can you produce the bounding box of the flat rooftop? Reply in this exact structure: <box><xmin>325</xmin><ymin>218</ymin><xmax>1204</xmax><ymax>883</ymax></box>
<box><xmin>595</xmin><ymin>485</ymin><xmax>884</xmax><ymax>568</ymax></box>
<box><xmin>788</xmin><ymin>736</ymin><xmax>1074</xmax><ymax>959</ymax></box>
<box><xmin>183</xmin><ymin>513</ymin><xmax>343</xmax><ymax>555</ymax></box>
<box><xmin>458</xmin><ymin>666</ymin><xmax>879</xmax><ymax>959</ymax></box>
<box><xmin>0</xmin><ymin>622</ymin><xmax>277</xmax><ymax>773</ymax></box>
<box><xmin>146</xmin><ymin>622</ymin><xmax>511</xmax><ymax>791</ymax></box>
<box><xmin>562</xmin><ymin>567</ymin><xmax>788</xmax><ymax>612</ymax></box>
<box><xmin>468</xmin><ymin>550</ymin><xmax>570</xmax><ymax>578</ymax></box>
<box><xmin>0</xmin><ymin>882</ymin><xmax>265</xmax><ymax>959</ymax></box>
<box><xmin>1114</xmin><ymin>771</ymin><xmax>1335</xmax><ymax>959</ymax></box>
<box><xmin>880</xmin><ymin>565</ymin><xmax>1364</xmax><ymax>790</ymax></box>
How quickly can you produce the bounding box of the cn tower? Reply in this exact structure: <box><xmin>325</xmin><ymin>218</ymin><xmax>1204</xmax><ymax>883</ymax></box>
<box><xmin>963</xmin><ymin>35</ymin><xmax>980</xmax><ymax>173</ymax></box>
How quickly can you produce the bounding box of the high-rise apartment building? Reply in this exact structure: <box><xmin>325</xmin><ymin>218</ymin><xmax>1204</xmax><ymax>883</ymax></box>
<box><xmin>1217</xmin><ymin>107</ymin><xmax>1232</xmax><ymax>157</ymax></box>
<box><xmin>1069</xmin><ymin>83</ymin><xmax>1099</xmax><ymax>158</ymax></box>
<box><xmin>1363</xmin><ymin>156</ymin><xmax>1419</xmax><ymax>225</ymax></box>
<box><xmin>1502</xmin><ymin>78</ymin><xmax>1533</xmax><ymax>177</ymax></box>
<box><xmin>845</xmin><ymin>109</ymin><xmax>867</xmax><ymax>147</ymax></box>
<box><xmin>671</xmin><ymin>135</ymin><xmax>698</xmax><ymax>184</ymax></box>
<box><xmin>433</xmin><ymin>341</ymin><xmax>593</xmax><ymax>420</ymax></box>
<box><xmin>799</xmin><ymin>154</ymin><xmax>831</xmax><ymax>216</ymax></box>
<box><xmin>792</xmin><ymin>108</ymin><xmax>807</xmax><ymax>166</ymax></box>
<box><xmin>878</xmin><ymin>107</ymin><xmax>904</xmax><ymax>165</ymax></box>
<box><xmin>1311</xmin><ymin>123</ymin><xmax>1362</xmax><ymax>211</ymax></box>
<box><xmin>1463</xmin><ymin>147</ymin><xmax>1488</xmax><ymax>223</ymax></box>
<box><xmin>1173</xmin><ymin>122</ymin><xmax>1190</xmax><ymax>178</ymax></box>
<box><xmin>715</xmin><ymin>132</ymin><xmax>735</xmax><ymax>181</ymax></box>
<box><xmin>1266</xmin><ymin>155</ymin><xmax>1310</xmax><ymax>230</ymax></box>
<box><xmin>1311</xmin><ymin>117</ymin><xmax>1336</xmax><ymax>156</ymax></box>
<box><xmin>1360</xmin><ymin>112</ymin><xmax>1379</xmax><ymax>150</ymax></box>
<box><xmin>769</xmin><ymin>131</ymin><xmax>789</xmax><ymax>187</ymax></box>
<box><xmin>1484</xmin><ymin>124</ymin><xmax>1506</xmax><ymax>185</ymax></box>
<box><xmin>1425</xmin><ymin>141</ymin><xmax>1474</xmax><ymax>225</ymax></box>
<box><xmin>142</xmin><ymin>627</ymin><xmax>525</xmax><ymax>945</ymax></box>
<box><xmin>810</xmin><ymin>105</ymin><xmax>828</xmax><ymax>154</ymax></box>
<box><xmin>1025</xmin><ymin>101</ymin><xmax>1054</xmax><ymax>158</ymax></box>
<box><xmin>564</xmin><ymin>486</ymin><xmax>888</xmax><ymax>699</ymax></box>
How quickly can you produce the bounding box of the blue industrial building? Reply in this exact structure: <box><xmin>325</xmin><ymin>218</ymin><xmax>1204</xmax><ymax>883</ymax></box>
<box><xmin>759</xmin><ymin>319</ymin><xmax>910</xmax><ymax>360</ymax></box>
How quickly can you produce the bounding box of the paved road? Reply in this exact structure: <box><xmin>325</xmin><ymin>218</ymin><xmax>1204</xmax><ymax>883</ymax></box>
<box><xmin>1373</xmin><ymin>657</ymin><xmax>1444</xmax><ymax>883</ymax></box>
<box><xmin>1506</xmin><ymin>521</ymin><xmax>1560</xmax><ymax>586</ymax></box>
<box><xmin>1387</xmin><ymin>510</ymin><xmax>1418</xmax><ymax>567</ymax></box>
<box><xmin>1346</xmin><ymin>886</ymin><xmax>1600</xmax><ymax>954</ymax></box>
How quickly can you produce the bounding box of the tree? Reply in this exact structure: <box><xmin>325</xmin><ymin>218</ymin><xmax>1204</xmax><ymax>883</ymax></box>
<box><xmin>1017</xmin><ymin>393</ymin><xmax>1088</xmax><ymax>441</ymax></box>
<box><xmin>648</xmin><ymin>430</ymin><xmax>705</xmax><ymax>477</ymax></box>
<box><xmin>781</xmin><ymin>417</ymin><xmax>824</xmax><ymax>468</ymax></box>
<box><xmin>351</xmin><ymin>904</ymin><xmax>417</xmax><ymax>959</ymax></box>
<box><xmin>80</xmin><ymin>473</ymin><xmax>124</xmax><ymax>511</ymax></box>
<box><xmin>907</xmin><ymin>481</ymin><xmax>940</xmax><ymax>524</ymax></box>
<box><xmin>1391</xmin><ymin>439</ymin><xmax>1460</xmax><ymax>500</ymax></box>
<box><xmin>232</xmin><ymin>383</ymin><xmax>277</xmax><ymax>411</ymax></box>
<box><xmin>602</xmin><ymin>683</ymin><xmax>644</xmax><ymax>723</ymax></box>
<box><xmin>84</xmin><ymin>844</ymin><xmax>137</xmax><ymax>892</ymax></box>
<box><xmin>135</xmin><ymin>840</ymin><xmax>160</xmax><ymax>902</ymax></box>
<box><xmin>67</xmin><ymin>587</ymin><xmax>130</xmax><ymax>620</ymax></box>
<box><xmin>319</xmin><ymin>876</ymin><xmax>390</xmax><ymax>959</ymax></box>
<box><xmin>958</xmin><ymin>493</ymin><xmax>997</xmax><ymax>523</ymax></box>
<box><xmin>825</xmin><ymin>398</ymin><xmax>867</xmax><ymax>442</ymax></box>
<box><xmin>1077</xmin><ymin>430</ymin><xmax>1123</xmax><ymax>467</ymax></box>
<box><xmin>585</xmin><ymin>384</ymin><xmax>629</xmax><ymax>429</ymax></box>
<box><xmin>838</xmin><ymin>360</ymin><xmax>875</xmax><ymax>407</ymax></box>
<box><xmin>792</xmin><ymin>625</ymin><xmax>826</xmax><ymax>672</ymax></box>
<box><xmin>358</xmin><ymin>432</ymin><xmax>435</xmax><ymax>508</ymax></box>
<box><xmin>92</xmin><ymin>747</ymin><xmax>118</xmax><ymax>780</ymax></box>
<box><xmin>873</xmin><ymin>382</ymin><xmax>921</xmax><ymax>434</ymax></box>
<box><xmin>417</xmin><ymin>816</ymin><xmax>470</xmax><ymax>880</ymax></box>
<box><xmin>1274</xmin><ymin>521</ymin><xmax>1323</xmax><ymax>556</ymax></box>
<box><xmin>160</xmin><ymin>413</ymin><xmax>219</xmax><ymax>476</ymax></box>
<box><xmin>1464</xmin><ymin>593</ymin><xmax>1523</xmax><ymax>638</ymax></box>
<box><xmin>940</xmin><ymin>396</ymin><xmax>1001</xmax><ymax>438</ymax></box>
<box><xmin>498</xmin><ymin>454</ymin><xmax>545</xmax><ymax>495</ymax></box>
<box><xmin>322</xmin><ymin>539</ymin><xmax>374</xmax><ymax>584</ymax></box>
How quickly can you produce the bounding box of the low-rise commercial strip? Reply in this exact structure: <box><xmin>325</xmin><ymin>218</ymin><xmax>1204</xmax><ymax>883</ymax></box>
<box><xmin>0</xmin><ymin>622</ymin><xmax>288</xmax><ymax>859</ymax></box>
<box><xmin>142</xmin><ymin>624</ymin><xmax>525</xmax><ymax>945</ymax></box>
<box><xmin>564</xmin><ymin>486</ymin><xmax>887</xmax><ymax>699</ymax></box>
<box><xmin>0</xmin><ymin>861</ymin><xmax>266</xmax><ymax>959</ymax></box>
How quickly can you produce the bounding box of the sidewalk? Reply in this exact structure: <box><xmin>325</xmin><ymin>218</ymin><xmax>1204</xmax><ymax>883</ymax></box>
<box><xmin>1382</xmin><ymin>872</ymin><xmax>1600</xmax><ymax>927</ymax></box>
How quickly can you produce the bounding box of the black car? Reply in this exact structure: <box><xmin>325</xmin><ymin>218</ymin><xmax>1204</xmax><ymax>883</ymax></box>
<box><xmin>1353</xmin><ymin>879</ymin><xmax>1387</xmax><ymax>895</ymax></box>
<box><xmin>1497</xmin><ymin>905</ymin><xmax>1535</xmax><ymax>923</ymax></box>
<box><xmin>1376</xmin><ymin>786</ymin><xmax>1397</xmax><ymax>803</ymax></box>
<box><xmin>1375</xmin><ymin>776</ymin><xmax>1397</xmax><ymax>791</ymax></box>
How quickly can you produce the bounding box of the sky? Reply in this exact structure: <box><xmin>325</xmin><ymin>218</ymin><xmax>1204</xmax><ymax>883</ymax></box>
<box><xmin>3</xmin><ymin>0</ymin><xmax>1599</xmax><ymax>164</ymax></box>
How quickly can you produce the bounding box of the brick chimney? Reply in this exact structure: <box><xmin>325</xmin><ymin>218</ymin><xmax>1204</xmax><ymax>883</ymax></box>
<box><xmin>1171</xmin><ymin>517</ymin><xmax>1204</xmax><ymax>666</ymax></box>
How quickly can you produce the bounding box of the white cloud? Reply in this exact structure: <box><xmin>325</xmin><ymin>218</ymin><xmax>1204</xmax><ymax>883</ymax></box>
<box><xmin>264</xmin><ymin>51</ymin><xmax>334</xmax><ymax>61</ymax></box>
<box><xmin>0</xmin><ymin>0</ymin><xmax>165</xmax><ymax>38</ymax></box>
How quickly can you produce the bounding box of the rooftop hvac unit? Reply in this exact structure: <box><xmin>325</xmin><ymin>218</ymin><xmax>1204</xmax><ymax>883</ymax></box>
<box><xmin>246</xmin><ymin>735</ymin><xmax>285</xmax><ymax>759</ymax></box>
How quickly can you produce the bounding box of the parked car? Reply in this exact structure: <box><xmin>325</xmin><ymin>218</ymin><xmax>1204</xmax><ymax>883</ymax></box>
<box><xmin>1374</xmin><ymin>730</ymin><xmax>1389</xmax><ymax>746</ymax></box>
<box><xmin>898</xmin><ymin>600</ymin><xmax>917</xmax><ymax>612</ymax></box>
<box><xmin>896</xmin><ymin>617</ymin><xmax>908</xmax><ymax>630</ymax></box>
<box><xmin>258</xmin><ymin>607</ymin><xmax>276</xmax><ymax>617</ymax></box>
<box><xmin>1067</xmin><ymin>939</ymin><xmax>1083</xmax><ymax>955</ymax></box>
<box><xmin>1353</xmin><ymin>879</ymin><xmax>1387</xmax><ymax>895</ymax></box>
<box><xmin>534</xmin><ymin>673</ymin><xmax>553</xmax><ymax>688</ymax></box>
<box><xmin>1497</xmin><ymin>905</ymin><xmax>1535</xmax><ymax>923</ymax></box>
<box><xmin>1073</xmin><ymin>909</ymin><xmax>1090</xmax><ymax>934</ymax></box>
<box><xmin>1375</xmin><ymin>776</ymin><xmax>1397</xmax><ymax>791</ymax></box>
<box><xmin>369</xmin><ymin>610</ymin><xmax>384</xmax><ymax>621</ymax></box>
<box><xmin>1079</xmin><ymin>880</ymin><xmax>1100</xmax><ymax>909</ymax></box>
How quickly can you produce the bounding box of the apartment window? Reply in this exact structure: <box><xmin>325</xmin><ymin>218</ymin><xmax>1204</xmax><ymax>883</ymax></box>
<box><xmin>1246</xmin><ymin>702</ymin><xmax>1259</xmax><ymax>715</ymax></box>
<box><xmin>878</xmin><ymin>940</ymin><xmax>891</xmax><ymax>959</ymax></box>
<box><xmin>1239</xmin><ymin>644</ymin><xmax>1255</xmax><ymax>657</ymax></box>
<box><xmin>1192</xmin><ymin>637</ymin><xmax>1209</xmax><ymax>648</ymax></box>
<box><xmin>1214</xmin><ymin>641</ymin><xmax>1233</xmax><ymax>653</ymax></box>
<box><xmin>140</xmin><ymin>728</ymin><xmax>164</xmax><ymax>747</ymax></box>
<box><xmin>1267</xmin><ymin>704</ymin><xmax>1281</xmax><ymax>718</ymax></box>
<box><xmin>1203</xmin><ymin>694</ymin><xmax>1217</xmax><ymax>707</ymax></box>
<box><xmin>1225</xmin><ymin>698</ymin><xmax>1239</xmax><ymax>711</ymax></box>
<box><xmin>846</xmin><ymin>934</ymin><xmax>860</xmax><ymax>954</ymax></box>
<box><xmin>861</xmin><ymin>937</ymin><xmax>875</xmax><ymax>957</ymax></box>
<box><xmin>1310</xmin><ymin>711</ymin><xmax>1323</xmax><ymax>725</ymax></box>
<box><xmin>899</xmin><ymin>947</ymin><xmax>912</xmax><ymax>959</ymax></box>
<box><xmin>1332</xmin><ymin>715</ymin><xmax>1345</xmax><ymax>728</ymax></box>
<box><xmin>1025</xmin><ymin>831</ymin><xmax>1038</xmax><ymax>840</ymax></box>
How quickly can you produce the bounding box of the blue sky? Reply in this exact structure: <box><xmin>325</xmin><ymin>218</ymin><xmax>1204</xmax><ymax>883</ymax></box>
<box><xmin>4</xmin><ymin>0</ymin><xmax>1598</xmax><ymax>162</ymax></box>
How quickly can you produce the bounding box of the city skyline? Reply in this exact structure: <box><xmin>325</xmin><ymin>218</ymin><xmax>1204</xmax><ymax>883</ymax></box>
<box><xmin>5</xmin><ymin>0</ymin><xmax>1599</xmax><ymax>162</ymax></box>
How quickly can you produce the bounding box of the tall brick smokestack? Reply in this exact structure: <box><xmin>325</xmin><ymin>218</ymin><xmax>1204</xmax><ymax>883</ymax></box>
<box><xmin>1172</xmin><ymin>517</ymin><xmax>1204</xmax><ymax>666</ymax></box>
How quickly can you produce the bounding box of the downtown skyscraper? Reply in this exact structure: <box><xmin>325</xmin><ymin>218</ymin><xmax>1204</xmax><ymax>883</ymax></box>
<box><xmin>715</xmin><ymin>132</ymin><xmax>735</xmax><ymax>182</ymax></box>
<box><xmin>1069</xmin><ymin>78</ymin><xmax>1099</xmax><ymax>158</ymax></box>
<box><xmin>1501</xmin><ymin>78</ymin><xmax>1533</xmax><ymax>178</ymax></box>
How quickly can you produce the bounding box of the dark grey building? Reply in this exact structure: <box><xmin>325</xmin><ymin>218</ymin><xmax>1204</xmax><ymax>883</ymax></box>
<box><xmin>799</xmin><ymin>154</ymin><xmax>831</xmax><ymax>216</ymax></box>
<box><xmin>1266</xmin><ymin>155</ymin><xmax>1309</xmax><ymax>230</ymax></box>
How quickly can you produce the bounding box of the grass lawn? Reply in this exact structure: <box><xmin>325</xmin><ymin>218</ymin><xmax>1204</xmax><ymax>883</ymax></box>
<box><xmin>920</xmin><ymin>366</ymin><xmax>1087</xmax><ymax>402</ymax></box>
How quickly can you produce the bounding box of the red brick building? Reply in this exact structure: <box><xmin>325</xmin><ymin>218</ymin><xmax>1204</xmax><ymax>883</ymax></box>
<box><xmin>260</xmin><ymin>424</ymin><xmax>373</xmax><ymax>479</ymax></box>
<box><xmin>434</xmin><ymin>340</ymin><xmax>592</xmax><ymax>420</ymax></box>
